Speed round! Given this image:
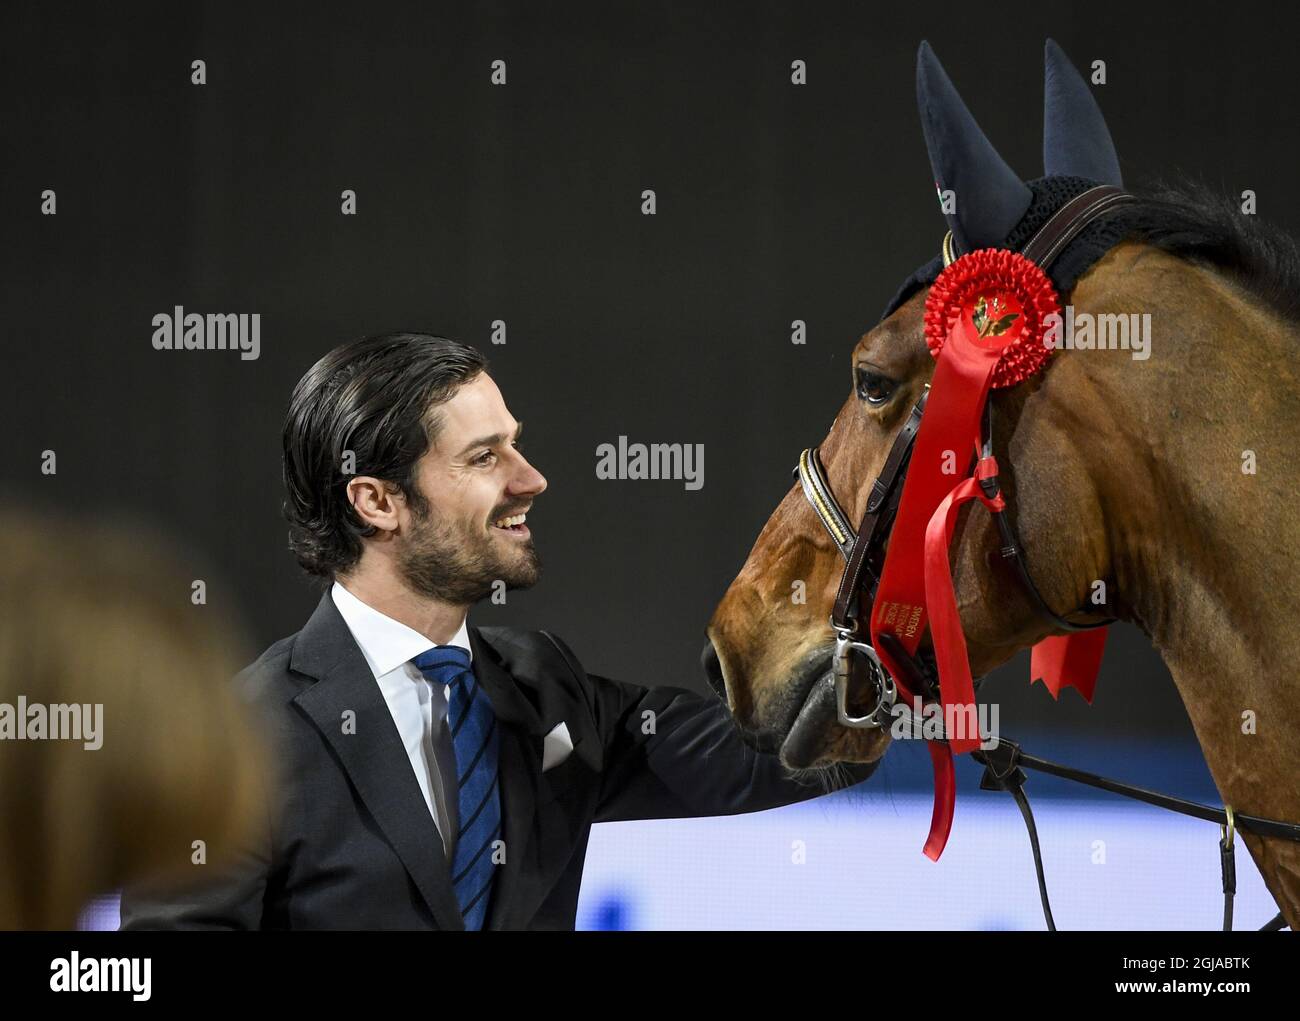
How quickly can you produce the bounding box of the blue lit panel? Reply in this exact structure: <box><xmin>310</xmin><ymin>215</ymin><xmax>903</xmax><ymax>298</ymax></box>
<box><xmin>576</xmin><ymin>793</ymin><xmax>1276</xmax><ymax>930</ymax></box>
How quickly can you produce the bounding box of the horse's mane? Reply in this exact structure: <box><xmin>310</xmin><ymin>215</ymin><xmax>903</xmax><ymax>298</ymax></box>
<box><xmin>1118</xmin><ymin>181</ymin><xmax>1300</xmax><ymax>325</ymax></box>
<box><xmin>880</xmin><ymin>176</ymin><xmax>1300</xmax><ymax>329</ymax></box>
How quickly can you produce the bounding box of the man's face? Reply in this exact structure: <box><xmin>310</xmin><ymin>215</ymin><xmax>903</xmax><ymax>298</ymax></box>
<box><xmin>396</xmin><ymin>373</ymin><xmax>548</xmax><ymax>605</ymax></box>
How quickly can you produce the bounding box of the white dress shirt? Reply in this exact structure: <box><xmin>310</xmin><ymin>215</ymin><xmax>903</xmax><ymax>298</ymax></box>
<box><xmin>330</xmin><ymin>581</ymin><xmax>472</xmax><ymax>861</ymax></box>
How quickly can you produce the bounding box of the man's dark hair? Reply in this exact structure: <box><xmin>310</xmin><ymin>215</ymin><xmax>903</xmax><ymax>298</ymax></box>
<box><xmin>282</xmin><ymin>332</ymin><xmax>488</xmax><ymax>578</ymax></box>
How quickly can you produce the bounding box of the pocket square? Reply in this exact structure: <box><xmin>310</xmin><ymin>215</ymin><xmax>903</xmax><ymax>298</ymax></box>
<box><xmin>541</xmin><ymin>721</ymin><xmax>573</xmax><ymax>772</ymax></box>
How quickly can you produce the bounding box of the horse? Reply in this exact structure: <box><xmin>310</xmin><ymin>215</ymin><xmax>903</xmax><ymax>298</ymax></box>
<box><xmin>703</xmin><ymin>40</ymin><xmax>1300</xmax><ymax>929</ymax></box>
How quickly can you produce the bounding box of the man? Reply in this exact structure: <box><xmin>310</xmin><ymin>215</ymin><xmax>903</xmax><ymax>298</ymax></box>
<box><xmin>119</xmin><ymin>332</ymin><xmax>872</xmax><ymax>930</ymax></box>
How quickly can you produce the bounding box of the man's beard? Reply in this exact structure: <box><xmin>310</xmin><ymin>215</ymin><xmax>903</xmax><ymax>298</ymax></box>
<box><xmin>396</xmin><ymin>499</ymin><xmax>541</xmax><ymax>605</ymax></box>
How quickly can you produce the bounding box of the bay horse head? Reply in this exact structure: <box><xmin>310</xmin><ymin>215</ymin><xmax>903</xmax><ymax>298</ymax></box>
<box><xmin>706</xmin><ymin>40</ymin><xmax>1300</xmax><ymax>924</ymax></box>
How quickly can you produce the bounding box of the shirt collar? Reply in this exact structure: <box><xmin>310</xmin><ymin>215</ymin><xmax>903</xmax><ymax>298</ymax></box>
<box><xmin>330</xmin><ymin>580</ymin><xmax>472</xmax><ymax>679</ymax></box>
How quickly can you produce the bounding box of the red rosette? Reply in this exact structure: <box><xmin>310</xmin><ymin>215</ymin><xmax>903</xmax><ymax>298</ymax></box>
<box><xmin>923</xmin><ymin>249</ymin><xmax>1060</xmax><ymax>388</ymax></box>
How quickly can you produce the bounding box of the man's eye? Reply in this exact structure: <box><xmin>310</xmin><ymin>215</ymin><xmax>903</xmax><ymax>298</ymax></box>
<box><xmin>475</xmin><ymin>451</ymin><xmax>496</xmax><ymax>465</ymax></box>
<box><xmin>856</xmin><ymin>367</ymin><xmax>897</xmax><ymax>406</ymax></box>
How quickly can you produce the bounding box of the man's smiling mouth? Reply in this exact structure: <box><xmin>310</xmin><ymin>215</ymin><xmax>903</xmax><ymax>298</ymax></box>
<box><xmin>491</xmin><ymin>511</ymin><xmax>529</xmax><ymax>535</ymax></box>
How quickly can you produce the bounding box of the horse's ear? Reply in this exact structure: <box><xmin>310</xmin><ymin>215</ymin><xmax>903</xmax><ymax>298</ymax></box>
<box><xmin>1043</xmin><ymin>38</ymin><xmax>1123</xmax><ymax>186</ymax></box>
<box><xmin>916</xmin><ymin>40</ymin><xmax>1031</xmax><ymax>254</ymax></box>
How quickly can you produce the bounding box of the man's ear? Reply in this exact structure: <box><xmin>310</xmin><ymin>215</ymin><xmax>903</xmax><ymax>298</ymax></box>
<box><xmin>345</xmin><ymin>476</ymin><xmax>403</xmax><ymax>533</ymax></box>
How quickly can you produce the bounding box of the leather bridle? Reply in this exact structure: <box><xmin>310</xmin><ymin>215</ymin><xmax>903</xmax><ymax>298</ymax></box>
<box><xmin>792</xmin><ymin>185</ymin><xmax>1300</xmax><ymax>931</ymax></box>
<box><xmin>797</xmin><ymin>185</ymin><xmax>1127</xmax><ymax>734</ymax></box>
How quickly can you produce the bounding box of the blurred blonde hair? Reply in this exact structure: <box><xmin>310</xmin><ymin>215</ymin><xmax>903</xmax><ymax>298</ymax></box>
<box><xmin>0</xmin><ymin>506</ymin><xmax>269</xmax><ymax>929</ymax></box>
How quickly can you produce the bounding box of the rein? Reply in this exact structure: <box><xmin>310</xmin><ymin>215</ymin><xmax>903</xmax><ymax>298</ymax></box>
<box><xmin>794</xmin><ymin>185</ymin><xmax>1300</xmax><ymax>930</ymax></box>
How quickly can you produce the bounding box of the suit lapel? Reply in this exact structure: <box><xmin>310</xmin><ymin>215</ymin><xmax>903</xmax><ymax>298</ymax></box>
<box><xmin>289</xmin><ymin>591</ymin><xmax>466</xmax><ymax>930</ymax></box>
<box><xmin>469</xmin><ymin>627</ymin><xmax>544</xmax><ymax>930</ymax></box>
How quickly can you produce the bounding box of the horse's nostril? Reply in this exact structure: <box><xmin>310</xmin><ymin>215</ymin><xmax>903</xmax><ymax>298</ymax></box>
<box><xmin>700</xmin><ymin>639</ymin><xmax>727</xmax><ymax>702</ymax></box>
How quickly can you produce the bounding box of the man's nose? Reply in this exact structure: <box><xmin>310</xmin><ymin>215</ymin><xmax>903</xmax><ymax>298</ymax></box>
<box><xmin>513</xmin><ymin>456</ymin><xmax>547</xmax><ymax>496</ymax></box>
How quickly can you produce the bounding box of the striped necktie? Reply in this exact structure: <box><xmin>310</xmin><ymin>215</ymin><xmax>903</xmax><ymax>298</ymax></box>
<box><xmin>412</xmin><ymin>645</ymin><xmax>501</xmax><ymax>930</ymax></box>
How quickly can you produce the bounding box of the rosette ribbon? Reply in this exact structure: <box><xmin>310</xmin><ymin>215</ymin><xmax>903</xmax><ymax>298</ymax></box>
<box><xmin>870</xmin><ymin>249</ymin><xmax>1109</xmax><ymax>860</ymax></box>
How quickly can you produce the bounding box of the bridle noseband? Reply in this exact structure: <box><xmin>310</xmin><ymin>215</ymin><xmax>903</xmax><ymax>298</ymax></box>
<box><xmin>796</xmin><ymin>387</ymin><xmax>930</xmax><ymax>730</ymax></box>
<box><xmin>797</xmin><ymin>390</ymin><xmax>1113</xmax><ymax>733</ymax></box>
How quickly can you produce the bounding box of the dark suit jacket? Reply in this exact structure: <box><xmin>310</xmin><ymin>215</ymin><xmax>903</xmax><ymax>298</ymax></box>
<box><xmin>119</xmin><ymin>591</ymin><xmax>871</xmax><ymax>930</ymax></box>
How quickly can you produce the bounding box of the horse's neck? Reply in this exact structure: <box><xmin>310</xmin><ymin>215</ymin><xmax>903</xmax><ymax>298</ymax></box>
<box><xmin>1103</xmin><ymin>258</ymin><xmax>1300</xmax><ymax>832</ymax></box>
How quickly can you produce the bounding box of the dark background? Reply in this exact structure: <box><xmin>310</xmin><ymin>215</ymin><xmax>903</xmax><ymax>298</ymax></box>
<box><xmin>5</xmin><ymin>0</ymin><xmax>1297</xmax><ymax>792</ymax></box>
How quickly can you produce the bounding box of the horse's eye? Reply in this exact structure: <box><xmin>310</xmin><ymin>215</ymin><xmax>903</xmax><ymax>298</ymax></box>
<box><xmin>856</xmin><ymin>367</ymin><xmax>897</xmax><ymax>406</ymax></box>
